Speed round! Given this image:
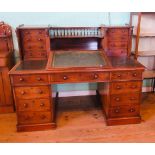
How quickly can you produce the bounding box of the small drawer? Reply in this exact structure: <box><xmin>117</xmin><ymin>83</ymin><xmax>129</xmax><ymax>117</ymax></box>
<box><xmin>107</xmin><ymin>49</ymin><xmax>127</xmax><ymax>56</ymax></box>
<box><xmin>111</xmin><ymin>81</ymin><xmax>142</xmax><ymax>94</ymax></box>
<box><xmin>24</xmin><ymin>51</ymin><xmax>47</xmax><ymax>59</ymax></box>
<box><xmin>108</xmin><ymin>35</ymin><xmax>128</xmax><ymax>41</ymax></box>
<box><xmin>18</xmin><ymin>111</ymin><xmax>52</xmax><ymax>125</ymax></box>
<box><xmin>51</xmin><ymin>72</ymin><xmax>110</xmax><ymax>83</ymax></box>
<box><xmin>12</xmin><ymin>74</ymin><xmax>48</xmax><ymax>85</ymax></box>
<box><xmin>109</xmin><ymin>105</ymin><xmax>140</xmax><ymax>118</ymax></box>
<box><xmin>23</xmin><ymin>36</ymin><xmax>46</xmax><ymax>43</ymax></box>
<box><xmin>17</xmin><ymin>98</ymin><xmax>51</xmax><ymax>111</ymax></box>
<box><xmin>108</xmin><ymin>41</ymin><xmax>128</xmax><ymax>49</ymax></box>
<box><xmin>110</xmin><ymin>93</ymin><xmax>140</xmax><ymax>106</ymax></box>
<box><xmin>108</xmin><ymin>28</ymin><xmax>129</xmax><ymax>36</ymax></box>
<box><xmin>23</xmin><ymin>42</ymin><xmax>46</xmax><ymax>50</ymax></box>
<box><xmin>21</xmin><ymin>29</ymin><xmax>46</xmax><ymax>37</ymax></box>
<box><xmin>14</xmin><ymin>86</ymin><xmax>50</xmax><ymax>99</ymax></box>
<box><xmin>111</xmin><ymin>71</ymin><xmax>142</xmax><ymax>81</ymax></box>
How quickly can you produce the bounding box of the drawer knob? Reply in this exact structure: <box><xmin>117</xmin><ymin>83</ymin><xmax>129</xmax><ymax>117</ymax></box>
<box><xmin>23</xmin><ymin>103</ymin><xmax>28</xmax><ymax>108</ymax></box>
<box><xmin>131</xmin><ymin>85</ymin><xmax>137</xmax><ymax>89</ymax></box>
<box><xmin>38</xmin><ymin>38</ymin><xmax>42</xmax><ymax>41</ymax></box>
<box><xmin>94</xmin><ymin>74</ymin><xmax>98</xmax><ymax>79</ymax></box>
<box><xmin>129</xmin><ymin>108</ymin><xmax>135</xmax><ymax>112</ymax></box>
<box><xmin>40</xmin><ymin>103</ymin><xmax>45</xmax><ymax>107</ymax></box>
<box><xmin>115</xmin><ymin>97</ymin><xmax>120</xmax><ymax>101</ymax></box>
<box><xmin>117</xmin><ymin>74</ymin><xmax>121</xmax><ymax>78</ymax></box>
<box><xmin>38</xmin><ymin>90</ymin><xmax>43</xmax><ymax>94</ymax></box>
<box><xmin>130</xmin><ymin>97</ymin><xmax>136</xmax><ymax>101</ymax></box>
<box><xmin>25</xmin><ymin>32</ymin><xmax>30</xmax><ymax>34</ymax></box>
<box><xmin>41</xmin><ymin>115</ymin><xmax>46</xmax><ymax>119</ymax></box>
<box><xmin>37</xmin><ymin>77</ymin><xmax>42</xmax><ymax>81</ymax></box>
<box><xmin>21</xmin><ymin>91</ymin><xmax>25</xmax><ymax>95</ymax></box>
<box><xmin>26</xmin><ymin>38</ymin><xmax>30</xmax><ymax>41</ymax></box>
<box><xmin>19</xmin><ymin>78</ymin><xmax>24</xmax><ymax>82</ymax></box>
<box><xmin>63</xmin><ymin>76</ymin><xmax>68</xmax><ymax>80</ymax></box>
<box><xmin>116</xmin><ymin>86</ymin><xmax>121</xmax><ymax>89</ymax></box>
<box><xmin>133</xmin><ymin>73</ymin><xmax>137</xmax><ymax>77</ymax></box>
<box><xmin>40</xmin><ymin>46</ymin><xmax>44</xmax><ymax>49</ymax></box>
<box><xmin>114</xmin><ymin>109</ymin><xmax>120</xmax><ymax>113</ymax></box>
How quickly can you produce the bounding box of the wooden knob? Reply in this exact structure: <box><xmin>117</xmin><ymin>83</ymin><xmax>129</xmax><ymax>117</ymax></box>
<box><xmin>117</xmin><ymin>74</ymin><xmax>121</xmax><ymax>78</ymax></box>
<box><xmin>26</xmin><ymin>38</ymin><xmax>30</xmax><ymax>41</ymax></box>
<box><xmin>94</xmin><ymin>74</ymin><xmax>98</xmax><ymax>79</ymax></box>
<box><xmin>19</xmin><ymin>78</ymin><xmax>24</xmax><ymax>82</ymax></box>
<box><xmin>129</xmin><ymin>108</ymin><xmax>135</xmax><ymax>112</ymax></box>
<box><xmin>63</xmin><ymin>76</ymin><xmax>68</xmax><ymax>80</ymax></box>
<box><xmin>133</xmin><ymin>73</ymin><xmax>137</xmax><ymax>77</ymax></box>
<box><xmin>40</xmin><ymin>46</ymin><xmax>44</xmax><ymax>49</ymax></box>
<box><xmin>41</xmin><ymin>115</ymin><xmax>46</xmax><ymax>119</ymax></box>
<box><xmin>40</xmin><ymin>103</ymin><xmax>44</xmax><ymax>107</ymax></box>
<box><xmin>131</xmin><ymin>85</ymin><xmax>137</xmax><ymax>89</ymax></box>
<box><xmin>114</xmin><ymin>109</ymin><xmax>120</xmax><ymax>113</ymax></box>
<box><xmin>23</xmin><ymin>103</ymin><xmax>28</xmax><ymax>108</ymax></box>
<box><xmin>37</xmin><ymin>77</ymin><xmax>41</xmax><ymax>81</ymax></box>
<box><xmin>38</xmin><ymin>38</ymin><xmax>42</xmax><ymax>41</ymax></box>
<box><xmin>130</xmin><ymin>97</ymin><xmax>136</xmax><ymax>101</ymax></box>
<box><xmin>116</xmin><ymin>86</ymin><xmax>121</xmax><ymax>89</ymax></box>
<box><xmin>115</xmin><ymin>97</ymin><xmax>120</xmax><ymax>101</ymax></box>
<box><xmin>21</xmin><ymin>91</ymin><xmax>25</xmax><ymax>95</ymax></box>
<box><xmin>38</xmin><ymin>90</ymin><xmax>43</xmax><ymax>94</ymax></box>
<box><xmin>25</xmin><ymin>32</ymin><xmax>30</xmax><ymax>34</ymax></box>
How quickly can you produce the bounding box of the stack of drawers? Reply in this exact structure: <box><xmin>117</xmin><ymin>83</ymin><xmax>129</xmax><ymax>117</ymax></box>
<box><xmin>107</xmin><ymin>28</ymin><xmax>129</xmax><ymax>56</ymax></box>
<box><xmin>102</xmin><ymin>70</ymin><xmax>143</xmax><ymax>125</ymax></box>
<box><xmin>11</xmin><ymin>74</ymin><xmax>55</xmax><ymax>131</ymax></box>
<box><xmin>21</xmin><ymin>29</ymin><xmax>47</xmax><ymax>59</ymax></box>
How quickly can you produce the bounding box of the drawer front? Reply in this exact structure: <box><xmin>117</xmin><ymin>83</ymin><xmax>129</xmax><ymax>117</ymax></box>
<box><xmin>108</xmin><ymin>41</ymin><xmax>128</xmax><ymax>49</ymax></box>
<box><xmin>24</xmin><ymin>51</ymin><xmax>47</xmax><ymax>59</ymax></box>
<box><xmin>51</xmin><ymin>72</ymin><xmax>110</xmax><ymax>83</ymax></box>
<box><xmin>17</xmin><ymin>98</ymin><xmax>51</xmax><ymax>111</ymax></box>
<box><xmin>18</xmin><ymin>111</ymin><xmax>52</xmax><ymax>125</ymax></box>
<box><xmin>14</xmin><ymin>86</ymin><xmax>50</xmax><ymax>99</ymax></box>
<box><xmin>110</xmin><ymin>93</ymin><xmax>140</xmax><ymax>106</ymax></box>
<box><xmin>108</xmin><ymin>35</ymin><xmax>128</xmax><ymax>41</ymax></box>
<box><xmin>111</xmin><ymin>81</ymin><xmax>142</xmax><ymax>94</ymax></box>
<box><xmin>21</xmin><ymin>29</ymin><xmax>46</xmax><ymax>37</ymax></box>
<box><xmin>109</xmin><ymin>105</ymin><xmax>140</xmax><ymax>118</ymax></box>
<box><xmin>12</xmin><ymin>74</ymin><xmax>48</xmax><ymax>85</ymax></box>
<box><xmin>111</xmin><ymin>71</ymin><xmax>142</xmax><ymax>81</ymax></box>
<box><xmin>107</xmin><ymin>49</ymin><xmax>127</xmax><ymax>56</ymax></box>
<box><xmin>23</xmin><ymin>36</ymin><xmax>46</xmax><ymax>43</ymax></box>
<box><xmin>108</xmin><ymin>28</ymin><xmax>129</xmax><ymax>36</ymax></box>
<box><xmin>23</xmin><ymin>42</ymin><xmax>46</xmax><ymax>50</ymax></box>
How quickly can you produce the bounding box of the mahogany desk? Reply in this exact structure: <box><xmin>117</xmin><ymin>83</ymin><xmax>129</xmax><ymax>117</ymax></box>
<box><xmin>9</xmin><ymin>26</ymin><xmax>145</xmax><ymax>132</ymax></box>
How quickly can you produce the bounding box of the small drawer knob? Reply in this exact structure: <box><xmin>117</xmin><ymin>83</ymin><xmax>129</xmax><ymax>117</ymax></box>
<box><xmin>133</xmin><ymin>73</ymin><xmax>137</xmax><ymax>77</ymax></box>
<box><xmin>117</xmin><ymin>74</ymin><xmax>121</xmax><ymax>78</ymax></box>
<box><xmin>21</xmin><ymin>91</ymin><xmax>25</xmax><ymax>95</ymax></box>
<box><xmin>94</xmin><ymin>74</ymin><xmax>98</xmax><ymax>79</ymax></box>
<box><xmin>26</xmin><ymin>38</ymin><xmax>30</xmax><ymax>41</ymax></box>
<box><xmin>129</xmin><ymin>108</ymin><xmax>135</xmax><ymax>112</ymax></box>
<box><xmin>40</xmin><ymin>46</ymin><xmax>44</xmax><ymax>49</ymax></box>
<box><xmin>25</xmin><ymin>32</ymin><xmax>30</xmax><ymax>34</ymax></box>
<box><xmin>114</xmin><ymin>109</ymin><xmax>120</xmax><ymax>113</ymax></box>
<box><xmin>131</xmin><ymin>85</ymin><xmax>137</xmax><ymax>89</ymax></box>
<box><xmin>41</xmin><ymin>115</ymin><xmax>46</xmax><ymax>119</ymax></box>
<box><xmin>116</xmin><ymin>86</ymin><xmax>121</xmax><ymax>89</ymax></box>
<box><xmin>130</xmin><ymin>97</ymin><xmax>136</xmax><ymax>101</ymax></box>
<box><xmin>38</xmin><ymin>38</ymin><xmax>42</xmax><ymax>41</ymax></box>
<box><xmin>40</xmin><ymin>103</ymin><xmax>45</xmax><ymax>107</ymax></box>
<box><xmin>115</xmin><ymin>97</ymin><xmax>120</xmax><ymax>101</ymax></box>
<box><xmin>63</xmin><ymin>76</ymin><xmax>68</xmax><ymax>80</ymax></box>
<box><xmin>37</xmin><ymin>77</ymin><xmax>41</xmax><ymax>81</ymax></box>
<box><xmin>19</xmin><ymin>78</ymin><xmax>24</xmax><ymax>82</ymax></box>
<box><xmin>38</xmin><ymin>90</ymin><xmax>43</xmax><ymax>94</ymax></box>
<box><xmin>23</xmin><ymin>103</ymin><xmax>28</xmax><ymax>108</ymax></box>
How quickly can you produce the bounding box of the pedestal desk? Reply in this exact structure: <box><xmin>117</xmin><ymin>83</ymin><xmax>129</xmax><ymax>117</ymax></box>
<box><xmin>9</xmin><ymin>25</ymin><xmax>145</xmax><ymax>132</ymax></box>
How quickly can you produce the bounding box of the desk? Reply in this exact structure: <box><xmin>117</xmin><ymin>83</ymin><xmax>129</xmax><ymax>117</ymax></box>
<box><xmin>9</xmin><ymin>26</ymin><xmax>144</xmax><ymax>132</ymax></box>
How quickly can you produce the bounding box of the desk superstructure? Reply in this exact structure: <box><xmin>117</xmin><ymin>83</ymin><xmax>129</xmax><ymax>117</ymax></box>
<box><xmin>9</xmin><ymin>25</ymin><xmax>144</xmax><ymax>132</ymax></box>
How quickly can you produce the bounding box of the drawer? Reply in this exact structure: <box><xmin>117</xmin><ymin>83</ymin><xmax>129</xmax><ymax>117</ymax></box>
<box><xmin>111</xmin><ymin>71</ymin><xmax>142</xmax><ymax>81</ymax></box>
<box><xmin>109</xmin><ymin>105</ymin><xmax>140</xmax><ymax>118</ymax></box>
<box><xmin>110</xmin><ymin>93</ymin><xmax>140</xmax><ymax>106</ymax></box>
<box><xmin>111</xmin><ymin>81</ymin><xmax>142</xmax><ymax>94</ymax></box>
<box><xmin>17</xmin><ymin>98</ymin><xmax>51</xmax><ymax>111</ymax></box>
<box><xmin>14</xmin><ymin>86</ymin><xmax>50</xmax><ymax>99</ymax></box>
<box><xmin>12</xmin><ymin>74</ymin><xmax>48</xmax><ymax>85</ymax></box>
<box><xmin>108</xmin><ymin>28</ymin><xmax>129</xmax><ymax>36</ymax></box>
<box><xmin>108</xmin><ymin>35</ymin><xmax>128</xmax><ymax>41</ymax></box>
<box><xmin>23</xmin><ymin>42</ymin><xmax>46</xmax><ymax>50</ymax></box>
<box><xmin>107</xmin><ymin>49</ymin><xmax>127</xmax><ymax>56</ymax></box>
<box><xmin>22</xmin><ymin>36</ymin><xmax>46</xmax><ymax>43</ymax></box>
<box><xmin>18</xmin><ymin>111</ymin><xmax>52</xmax><ymax>125</ymax></box>
<box><xmin>51</xmin><ymin>72</ymin><xmax>110</xmax><ymax>83</ymax></box>
<box><xmin>108</xmin><ymin>41</ymin><xmax>128</xmax><ymax>49</ymax></box>
<box><xmin>24</xmin><ymin>51</ymin><xmax>47</xmax><ymax>58</ymax></box>
<box><xmin>21</xmin><ymin>29</ymin><xmax>46</xmax><ymax>37</ymax></box>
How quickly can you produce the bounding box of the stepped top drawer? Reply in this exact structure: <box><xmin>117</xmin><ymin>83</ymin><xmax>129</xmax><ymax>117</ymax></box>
<box><xmin>11</xmin><ymin>74</ymin><xmax>48</xmax><ymax>85</ymax></box>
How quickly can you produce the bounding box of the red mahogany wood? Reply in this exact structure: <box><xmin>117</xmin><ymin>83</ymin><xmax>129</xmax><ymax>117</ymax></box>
<box><xmin>9</xmin><ymin>25</ymin><xmax>145</xmax><ymax>132</ymax></box>
<box><xmin>0</xmin><ymin>22</ymin><xmax>14</xmax><ymax>113</ymax></box>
